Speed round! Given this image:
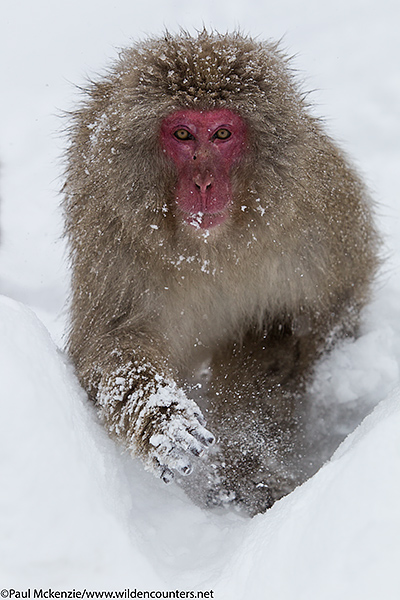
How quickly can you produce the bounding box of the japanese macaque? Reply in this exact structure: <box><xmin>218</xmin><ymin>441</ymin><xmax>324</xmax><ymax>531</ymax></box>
<box><xmin>63</xmin><ymin>30</ymin><xmax>379</xmax><ymax>515</ymax></box>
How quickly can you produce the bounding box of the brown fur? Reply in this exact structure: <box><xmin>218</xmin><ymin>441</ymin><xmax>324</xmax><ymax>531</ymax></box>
<box><xmin>63</xmin><ymin>30</ymin><xmax>379</xmax><ymax>515</ymax></box>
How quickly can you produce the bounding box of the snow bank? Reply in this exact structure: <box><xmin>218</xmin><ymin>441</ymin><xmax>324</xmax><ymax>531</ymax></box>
<box><xmin>1</xmin><ymin>294</ymin><xmax>400</xmax><ymax>599</ymax></box>
<box><xmin>214</xmin><ymin>389</ymin><xmax>400</xmax><ymax>600</ymax></box>
<box><xmin>0</xmin><ymin>296</ymin><xmax>164</xmax><ymax>589</ymax></box>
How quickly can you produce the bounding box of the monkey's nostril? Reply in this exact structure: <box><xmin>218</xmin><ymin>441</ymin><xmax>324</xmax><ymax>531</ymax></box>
<box><xmin>194</xmin><ymin>173</ymin><xmax>213</xmax><ymax>193</ymax></box>
<box><xmin>195</xmin><ymin>182</ymin><xmax>212</xmax><ymax>193</ymax></box>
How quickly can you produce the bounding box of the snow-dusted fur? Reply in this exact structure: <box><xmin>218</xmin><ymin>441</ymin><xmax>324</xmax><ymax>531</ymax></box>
<box><xmin>63</xmin><ymin>30</ymin><xmax>379</xmax><ymax>515</ymax></box>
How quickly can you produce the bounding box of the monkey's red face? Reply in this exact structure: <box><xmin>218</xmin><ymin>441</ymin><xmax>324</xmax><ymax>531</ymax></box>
<box><xmin>160</xmin><ymin>109</ymin><xmax>247</xmax><ymax>230</ymax></box>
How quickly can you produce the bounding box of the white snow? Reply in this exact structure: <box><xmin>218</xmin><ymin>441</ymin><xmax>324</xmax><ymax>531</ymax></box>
<box><xmin>1</xmin><ymin>0</ymin><xmax>400</xmax><ymax>597</ymax></box>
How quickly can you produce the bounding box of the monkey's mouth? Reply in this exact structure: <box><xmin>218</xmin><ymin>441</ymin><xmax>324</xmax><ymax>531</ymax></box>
<box><xmin>184</xmin><ymin>210</ymin><xmax>229</xmax><ymax>230</ymax></box>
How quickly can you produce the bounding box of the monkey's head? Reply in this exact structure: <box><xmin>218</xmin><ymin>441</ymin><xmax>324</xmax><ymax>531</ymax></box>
<box><xmin>66</xmin><ymin>30</ymin><xmax>309</xmax><ymax>246</ymax></box>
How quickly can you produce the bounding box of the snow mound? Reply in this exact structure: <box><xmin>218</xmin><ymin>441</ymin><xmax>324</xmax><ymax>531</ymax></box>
<box><xmin>1</xmin><ymin>294</ymin><xmax>400</xmax><ymax>598</ymax></box>
<box><xmin>0</xmin><ymin>296</ymin><xmax>163</xmax><ymax>588</ymax></box>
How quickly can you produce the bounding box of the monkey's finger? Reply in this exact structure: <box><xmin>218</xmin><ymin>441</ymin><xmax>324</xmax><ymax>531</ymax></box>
<box><xmin>154</xmin><ymin>412</ymin><xmax>211</xmax><ymax>456</ymax></box>
<box><xmin>171</xmin><ymin>425</ymin><xmax>209</xmax><ymax>457</ymax></box>
<box><xmin>149</xmin><ymin>455</ymin><xmax>175</xmax><ymax>484</ymax></box>
<box><xmin>150</xmin><ymin>439</ymin><xmax>194</xmax><ymax>476</ymax></box>
<box><xmin>161</xmin><ymin>467</ymin><xmax>174</xmax><ymax>484</ymax></box>
<box><xmin>190</xmin><ymin>424</ymin><xmax>215</xmax><ymax>448</ymax></box>
<box><xmin>161</xmin><ymin>460</ymin><xmax>192</xmax><ymax>479</ymax></box>
<box><xmin>172</xmin><ymin>454</ymin><xmax>194</xmax><ymax>476</ymax></box>
<box><xmin>193</xmin><ymin>410</ymin><xmax>207</xmax><ymax>427</ymax></box>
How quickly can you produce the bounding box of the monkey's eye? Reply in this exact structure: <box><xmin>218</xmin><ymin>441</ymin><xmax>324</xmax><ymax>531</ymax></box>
<box><xmin>213</xmin><ymin>128</ymin><xmax>232</xmax><ymax>140</ymax></box>
<box><xmin>174</xmin><ymin>129</ymin><xmax>194</xmax><ymax>141</ymax></box>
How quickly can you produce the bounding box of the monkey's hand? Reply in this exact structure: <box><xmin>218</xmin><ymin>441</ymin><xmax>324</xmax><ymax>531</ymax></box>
<box><xmin>97</xmin><ymin>361</ymin><xmax>214</xmax><ymax>483</ymax></box>
<box><xmin>142</xmin><ymin>381</ymin><xmax>215</xmax><ymax>483</ymax></box>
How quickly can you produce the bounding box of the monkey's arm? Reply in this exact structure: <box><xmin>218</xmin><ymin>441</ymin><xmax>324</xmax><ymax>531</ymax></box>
<box><xmin>66</xmin><ymin>231</ymin><xmax>215</xmax><ymax>481</ymax></box>
<box><xmin>69</xmin><ymin>285</ymin><xmax>215</xmax><ymax>482</ymax></box>
<box><xmin>95</xmin><ymin>353</ymin><xmax>214</xmax><ymax>482</ymax></box>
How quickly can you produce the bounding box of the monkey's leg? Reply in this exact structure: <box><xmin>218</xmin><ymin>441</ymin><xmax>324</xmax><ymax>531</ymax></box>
<box><xmin>89</xmin><ymin>349</ymin><xmax>215</xmax><ymax>483</ymax></box>
<box><xmin>188</xmin><ymin>324</ymin><xmax>321</xmax><ymax>514</ymax></box>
